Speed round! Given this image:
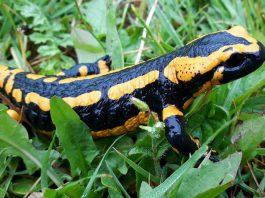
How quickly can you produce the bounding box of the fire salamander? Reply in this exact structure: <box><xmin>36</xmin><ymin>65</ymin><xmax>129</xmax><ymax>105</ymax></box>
<box><xmin>0</xmin><ymin>26</ymin><xmax>265</xmax><ymax>156</ymax></box>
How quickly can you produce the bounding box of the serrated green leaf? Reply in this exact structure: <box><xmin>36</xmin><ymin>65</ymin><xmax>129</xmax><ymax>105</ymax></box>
<box><xmin>15</xmin><ymin>2</ymin><xmax>48</xmax><ymax>27</ymax></box>
<box><xmin>29</xmin><ymin>32</ymin><xmax>54</xmax><ymax>44</ymax></box>
<box><xmin>172</xmin><ymin>152</ymin><xmax>242</xmax><ymax>198</ymax></box>
<box><xmin>0</xmin><ymin>111</ymin><xmax>61</xmax><ymax>186</ymax></box>
<box><xmin>231</xmin><ymin>116</ymin><xmax>265</xmax><ymax>160</ymax></box>
<box><xmin>38</xmin><ymin>45</ymin><xmax>60</xmax><ymax>56</ymax></box>
<box><xmin>50</xmin><ymin>97</ymin><xmax>99</xmax><ymax>176</ymax></box>
<box><xmin>0</xmin><ymin>115</ymin><xmax>33</xmax><ymax>169</ymax></box>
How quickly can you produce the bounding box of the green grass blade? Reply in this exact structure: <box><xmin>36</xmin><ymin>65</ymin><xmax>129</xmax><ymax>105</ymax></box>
<box><xmin>132</xmin><ymin>6</ymin><xmax>166</xmax><ymax>54</ymax></box>
<box><xmin>105</xmin><ymin>161</ymin><xmax>131</xmax><ymax>198</ymax></box>
<box><xmin>106</xmin><ymin>0</ymin><xmax>124</xmax><ymax>69</ymax></box>
<box><xmin>114</xmin><ymin>148</ymin><xmax>160</xmax><ymax>183</ymax></box>
<box><xmin>41</xmin><ymin>133</ymin><xmax>56</xmax><ymax>189</ymax></box>
<box><xmin>81</xmin><ymin>135</ymin><xmax>125</xmax><ymax>198</ymax></box>
<box><xmin>154</xmin><ymin>6</ymin><xmax>183</xmax><ymax>46</ymax></box>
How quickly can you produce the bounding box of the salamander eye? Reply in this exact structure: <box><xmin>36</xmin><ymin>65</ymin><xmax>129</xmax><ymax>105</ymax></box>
<box><xmin>225</xmin><ymin>53</ymin><xmax>246</xmax><ymax>67</ymax></box>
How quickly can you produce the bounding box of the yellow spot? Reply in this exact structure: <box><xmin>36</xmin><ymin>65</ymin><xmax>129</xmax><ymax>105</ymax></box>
<box><xmin>5</xmin><ymin>74</ymin><xmax>15</xmax><ymax>94</ymax></box>
<box><xmin>92</xmin><ymin>111</ymin><xmax>150</xmax><ymax>138</ymax></box>
<box><xmin>43</xmin><ymin>77</ymin><xmax>58</xmax><ymax>83</ymax></box>
<box><xmin>78</xmin><ymin>66</ymin><xmax>88</xmax><ymax>76</ymax></box>
<box><xmin>26</xmin><ymin>74</ymin><xmax>45</xmax><ymax>80</ymax></box>
<box><xmin>164</xmin><ymin>64</ymin><xmax>179</xmax><ymax>84</ymax></box>
<box><xmin>58</xmin><ymin>64</ymin><xmax>137</xmax><ymax>84</ymax></box>
<box><xmin>63</xmin><ymin>91</ymin><xmax>101</xmax><ymax>108</ymax></box>
<box><xmin>25</xmin><ymin>91</ymin><xmax>101</xmax><ymax>112</ymax></box>
<box><xmin>4</xmin><ymin>69</ymin><xmax>23</xmax><ymax>93</ymax></box>
<box><xmin>12</xmin><ymin>89</ymin><xmax>22</xmax><ymax>103</ymax></box>
<box><xmin>108</xmin><ymin>70</ymin><xmax>159</xmax><ymax>100</ymax></box>
<box><xmin>162</xmin><ymin>105</ymin><xmax>183</xmax><ymax>121</ymax></box>
<box><xmin>56</xmin><ymin>72</ymin><xmax>65</xmax><ymax>76</ymax></box>
<box><xmin>98</xmin><ymin>60</ymin><xmax>110</xmax><ymax>73</ymax></box>
<box><xmin>1</xmin><ymin>68</ymin><xmax>24</xmax><ymax>89</ymax></box>
<box><xmin>7</xmin><ymin>109</ymin><xmax>20</xmax><ymax>122</ymax></box>
<box><xmin>25</xmin><ymin>92</ymin><xmax>50</xmax><ymax>112</ymax></box>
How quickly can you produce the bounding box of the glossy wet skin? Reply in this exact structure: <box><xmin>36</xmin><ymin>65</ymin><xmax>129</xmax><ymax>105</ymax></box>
<box><xmin>220</xmin><ymin>41</ymin><xmax>265</xmax><ymax>83</ymax></box>
<box><xmin>0</xmin><ymin>26</ymin><xmax>264</xmax><ymax>156</ymax></box>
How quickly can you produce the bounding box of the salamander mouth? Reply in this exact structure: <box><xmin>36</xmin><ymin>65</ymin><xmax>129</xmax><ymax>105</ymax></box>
<box><xmin>223</xmin><ymin>53</ymin><xmax>248</xmax><ymax>68</ymax></box>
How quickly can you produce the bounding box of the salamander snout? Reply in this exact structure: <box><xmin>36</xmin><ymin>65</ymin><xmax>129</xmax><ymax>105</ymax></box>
<box><xmin>256</xmin><ymin>41</ymin><xmax>265</xmax><ymax>65</ymax></box>
<box><xmin>220</xmin><ymin>41</ymin><xmax>265</xmax><ymax>83</ymax></box>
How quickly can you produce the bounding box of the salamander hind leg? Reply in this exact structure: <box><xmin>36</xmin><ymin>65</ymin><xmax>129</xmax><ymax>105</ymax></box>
<box><xmin>56</xmin><ymin>55</ymin><xmax>112</xmax><ymax>77</ymax></box>
<box><xmin>96</xmin><ymin>55</ymin><xmax>111</xmax><ymax>73</ymax></box>
<box><xmin>162</xmin><ymin>105</ymin><xmax>198</xmax><ymax>156</ymax></box>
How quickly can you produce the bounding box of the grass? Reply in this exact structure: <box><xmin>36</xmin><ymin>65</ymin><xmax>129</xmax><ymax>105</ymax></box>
<box><xmin>0</xmin><ymin>0</ymin><xmax>265</xmax><ymax>197</ymax></box>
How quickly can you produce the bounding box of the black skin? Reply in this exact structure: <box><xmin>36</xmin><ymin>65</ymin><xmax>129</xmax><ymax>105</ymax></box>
<box><xmin>165</xmin><ymin>115</ymin><xmax>197</xmax><ymax>155</ymax></box>
<box><xmin>1</xmin><ymin>31</ymin><xmax>265</xmax><ymax>157</ymax></box>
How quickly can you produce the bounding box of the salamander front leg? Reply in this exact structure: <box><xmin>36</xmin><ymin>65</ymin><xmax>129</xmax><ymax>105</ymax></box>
<box><xmin>162</xmin><ymin>105</ymin><xmax>198</xmax><ymax>156</ymax></box>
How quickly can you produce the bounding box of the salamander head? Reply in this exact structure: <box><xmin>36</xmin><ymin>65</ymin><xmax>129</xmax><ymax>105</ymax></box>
<box><xmin>216</xmin><ymin>26</ymin><xmax>265</xmax><ymax>83</ymax></box>
<box><xmin>164</xmin><ymin>26</ymin><xmax>265</xmax><ymax>86</ymax></box>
